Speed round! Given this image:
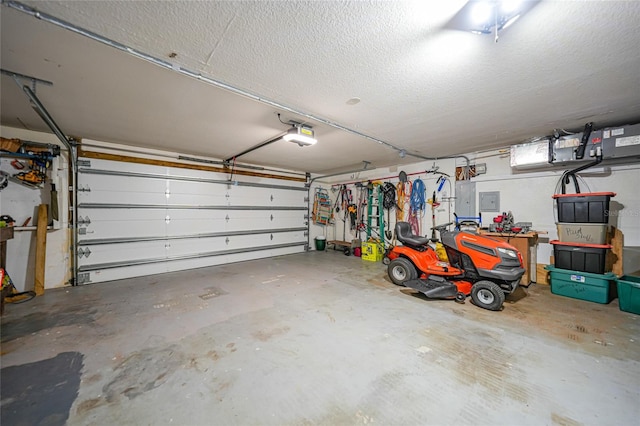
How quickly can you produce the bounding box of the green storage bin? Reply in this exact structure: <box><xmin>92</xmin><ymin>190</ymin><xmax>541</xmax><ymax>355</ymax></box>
<box><xmin>617</xmin><ymin>275</ymin><xmax>640</xmax><ymax>314</ymax></box>
<box><xmin>545</xmin><ymin>265</ymin><xmax>617</xmax><ymax>304</ymax></box>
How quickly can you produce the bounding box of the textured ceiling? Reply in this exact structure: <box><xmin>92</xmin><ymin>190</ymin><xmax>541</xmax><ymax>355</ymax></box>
<box><xmin>2</xmin><ymin>0</ymin><xmax>640</xmax><ymax>174</ymax></box>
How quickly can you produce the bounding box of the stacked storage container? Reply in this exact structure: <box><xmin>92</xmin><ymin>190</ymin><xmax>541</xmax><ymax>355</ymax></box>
<box><xmin>548</xmin><ymin>192</ymin><xmax>617</xmax><ymax>303</ymax></box>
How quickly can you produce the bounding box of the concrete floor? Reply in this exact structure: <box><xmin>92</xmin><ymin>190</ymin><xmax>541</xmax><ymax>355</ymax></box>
<box><xmin>1</xmin><ymin>251</ymin><xmax>639</xmax><ymax>426</ymax></box>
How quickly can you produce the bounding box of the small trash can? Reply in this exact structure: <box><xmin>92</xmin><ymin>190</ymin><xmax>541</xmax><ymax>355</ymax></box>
<box><xmin>314</xmin><ymin>236</ymin><xmax>326</xmax><ymax>251</ymax></box>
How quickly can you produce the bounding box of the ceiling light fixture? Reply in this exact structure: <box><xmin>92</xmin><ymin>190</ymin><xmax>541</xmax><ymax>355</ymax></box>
<box><xmin>446</xmin><ymin>0</ymin><xmax>539</xmax><ymax>42</ymax></box>
<box><xmin>283</xmin><ymin>124</ymin><xmax>317</xmax><ymax>147</ymax></box>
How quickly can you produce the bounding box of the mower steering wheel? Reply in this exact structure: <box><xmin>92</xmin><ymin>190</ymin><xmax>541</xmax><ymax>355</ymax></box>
<box><xmin>433</xmin><ymin>222</ymin><xmax>454</xmax><ymax>232</ymax></box>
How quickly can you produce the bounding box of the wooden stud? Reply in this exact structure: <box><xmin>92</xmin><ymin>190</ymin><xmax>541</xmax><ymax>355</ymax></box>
<box><xmin>34</xmin><ymin>204</ymin><xmax>48</xmax><ymax>296</ymax></box>
<box><xmin>610</xmin><ymin>226</ymin><xmax>624</xmax><ymax>276</ymax></box>
<box><xmin>78</xmin><ymin>149</ymin><xmax>307</xmax><ymax>183</ymax></box>
<box><xmin>536</xmin><ymin>264</ymin><xmax>550</xmax><ymax>285</ymax></box>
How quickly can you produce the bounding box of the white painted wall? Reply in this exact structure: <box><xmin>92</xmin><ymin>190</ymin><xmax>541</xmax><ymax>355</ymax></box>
<box><xmin>310</xmin><ymin>151</ymin><xmax>639</xmax><ymax>274</ymax></box>
<box><xmin>470</xmin><ymin>150</ymin><xmax>640</xmax><ymax>272</ymax></box>
<box><xmin>0</xmin><ymin>126</ymin><xmax>71</xmax><ymax>291</ymax></box>
<box><xmin>309</xmin><ymin>158</ymin><xmax>460</xmax><ymax>249</ymax></box>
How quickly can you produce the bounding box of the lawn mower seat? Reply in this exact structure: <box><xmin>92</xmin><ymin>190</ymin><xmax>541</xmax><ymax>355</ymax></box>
<box><xmin>395</xmin><ymin>222</ymin><xmax>429</xmax><ymax>248</ymax></box>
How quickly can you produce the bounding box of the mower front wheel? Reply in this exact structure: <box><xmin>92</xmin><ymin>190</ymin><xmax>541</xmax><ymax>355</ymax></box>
<box><xmin>471</xmin><ymin>281</ymin><xmax>505</xmax><ymax>311</ymax></box>
<box><xmin>388</xmin><ymin>258</ymin><xmax>418</xmax><ymax>286</ymax></box>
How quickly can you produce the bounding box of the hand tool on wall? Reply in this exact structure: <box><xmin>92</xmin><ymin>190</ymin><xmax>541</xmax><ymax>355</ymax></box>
<box><xmin>382</xmin><ymin>182</ymin><xmax>396</xmax><ymax>240</ymax></box>
<box><xmin>429</xmin><ymin>191</ymin><xmax>440</xmax><ymax>239</ymax></box>
<box><xmin>50</xmin><ymin>183</ymin><xmax>59</xmax><ymax>221</ymax></box>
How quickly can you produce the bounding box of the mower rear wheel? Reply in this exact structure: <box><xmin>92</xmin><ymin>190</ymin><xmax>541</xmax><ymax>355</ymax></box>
<box><xmin>388</xmin><ymin>257</ymin><xmax>417</xmax><ymax>286</ymax></box>
<box><xmin>471</xmin><ymin>280</ymin><xmax>505</xmax><ymax>311</ymax></box>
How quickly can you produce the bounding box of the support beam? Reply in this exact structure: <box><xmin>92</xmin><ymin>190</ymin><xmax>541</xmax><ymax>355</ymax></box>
<box><xmin>35</xmin><ymin>204</ymin><xmax>48</xmax><ymax>296</ymax></box>
<box><xmin>79</xmin><ymin>149</ymin><xmax>306</xmax><ymax>183</ymax></box>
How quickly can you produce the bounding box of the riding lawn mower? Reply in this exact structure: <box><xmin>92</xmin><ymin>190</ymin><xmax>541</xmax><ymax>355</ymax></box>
<box><xmin>386</xmin><ymin>222</ymin><xmax>525</xmax><ymax>311</ymax></box>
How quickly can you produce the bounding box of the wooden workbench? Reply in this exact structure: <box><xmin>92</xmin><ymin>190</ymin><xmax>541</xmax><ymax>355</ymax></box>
<box><xmin>477</xmin><ymin>230</ymin><xmax>539</xmax><ymax>286</ymax></box>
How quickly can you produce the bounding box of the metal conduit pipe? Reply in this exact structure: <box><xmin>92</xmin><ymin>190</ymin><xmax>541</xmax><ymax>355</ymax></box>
<box><xmin>5</xmin><ymin>0</ymin><xmax>470</xmax><ymax>167</ymax></box>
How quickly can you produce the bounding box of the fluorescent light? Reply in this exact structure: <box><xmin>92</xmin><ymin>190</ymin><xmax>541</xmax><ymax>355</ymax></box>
<box><xmin>283</xmin><ymin>126</ymin><xmax>317</xmax><ymax>146</ymax></box>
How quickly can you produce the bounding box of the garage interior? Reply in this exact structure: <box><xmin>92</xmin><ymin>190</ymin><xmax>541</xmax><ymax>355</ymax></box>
<box><xmin>1</xmin><ymin>1</ymin><xmax>639</xmax><ymax>425</ymax></box>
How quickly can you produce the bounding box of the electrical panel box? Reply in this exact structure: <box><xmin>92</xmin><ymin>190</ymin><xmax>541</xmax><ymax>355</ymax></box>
<box><xmin>479</xmin><ymin>191</ymin><xmax>500</xmax><ymax>212</ymax></box>
<box><xmin>602</xmin><ymin>123</ymin><xmax>640</xmax><ymax>160</ymax></box>
<box><xmin>551</xmin><ymin>130</ymin><xmax>603</xmax><ymax>165</ymax></box>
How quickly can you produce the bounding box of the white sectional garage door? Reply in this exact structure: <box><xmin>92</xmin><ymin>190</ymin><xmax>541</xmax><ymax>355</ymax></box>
<box><xmin>76</xmin><ymin>158</ymin><xmax>308</xmax><ymax>284</ymax></box>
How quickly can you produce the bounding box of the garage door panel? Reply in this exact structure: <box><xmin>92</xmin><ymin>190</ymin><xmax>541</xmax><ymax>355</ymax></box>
<box><xmin>164</xmin><ymin>210</ymin><xmax>227</xmax><ymax>236</ymax></box>
<box><xmin>165</xmin><ymin>209</ymin><xmax>227</xmax><ymax>222</ymax></box>
<box><xmin>165</xmin><ymin>219</ymin><xmax>227</xmax><ymax>237</ymax></box>
<box><xmin>79</xmin><ymin>220</ymin><xmax>165</xmax><ymax>240</ymax></box>
<box><xmin>166</xmin><ymin>180</ymin><xmax>226</xmax><ymax>203</ymax></box>
<box><xmin>267</xmin><ymin>211</ymin><xmax>307</xmax><ymax>229</ymax></box>
<box><xmin>164</xmin><ymin>237</ymin><xmax>228</xmax><ymax>256</ymax></box>
<box><xmin>225</xmin><ymin>212</ymin><xmax>273</xmax><ymax>230</ymax></box>
<box><xmin>227</xmin><ymin>186</ymin><xmax>305</xmax><ymax>206</ymax></box>
<box><xmin>77</xmin><ymin>241</ymin><xmax>167</xmax><ymax>267</ymax></box>
<box><xmin>79</xmin><ymin>209</ymin><xmax>168</xmax><ymax>222</ymax></box>
<box><xmin>225</xmin><ymin>210</ymin><xmax>306</xmax><ymax>231</ymax></box>
<box><xmin>77</xmin><ymin>157</ymin><xmax>308</xmax><ymax>284</ymax></box>
<box><xmin>79</xmin><ymin>191</ymin><xmax>166</xmax><ymax>206</ymax></box>
<box><xmin>223</xmin><ymin>233</ymin><xmax>274</xmax><ymax>250</ymax></box>
<box><xmin>165</xmin><ymin>193</ymin><xmax>227</xmax><ymax>206</ymax></box>
<box><xmin>79</xmin><ymin>264</ymin><xmax>168</xmax><ymax>284</ymax></box>
<box><xmin>271</xmin><ymin>231</ymin><xmax>306</xmax><ymax>244</ymax></box>
<box><xmin>78</xmin><ymin>210</ymin><xmax>167</xmax><ymax>240</ymax></box>
<box><xmin>78</xmin><ymin>175</ymin><xmax>167</xmax><ymax>205</ymax></box>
